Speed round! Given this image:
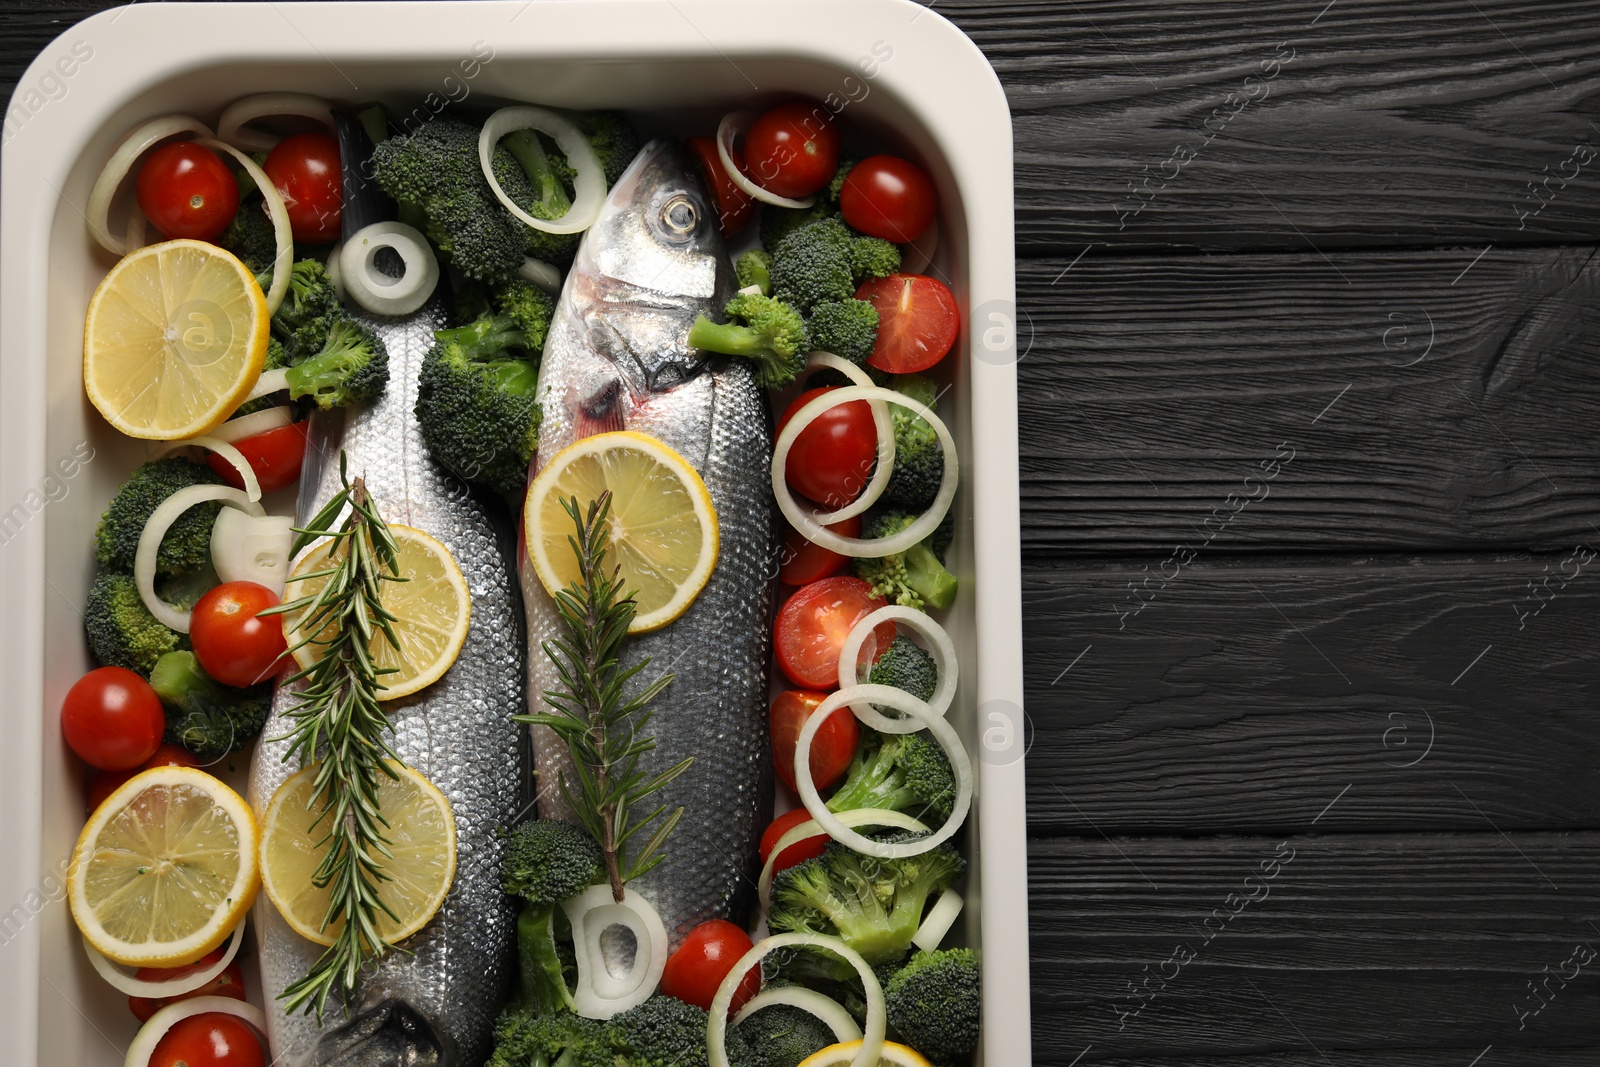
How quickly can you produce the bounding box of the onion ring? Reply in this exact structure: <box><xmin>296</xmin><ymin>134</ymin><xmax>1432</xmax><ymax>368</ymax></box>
<box><xmin>211</xmin><ymin>406</ymin><xmax>293</xmax><ymax>444</ymax></box>
<box><xmin>241</xmin><ymin>368</ymin><xmax>291</xmax><ymax>407</ymax></box>
<box><xmin>913</xmin><ymin>888</ymin><xmax>964</xmax><ymax>952</ymax></box>
<box><xmin>339</xmin><ymin>221</ymin><xmax>440</xmax><ymax>316</ymax></box>
<box><xmin>758</xmin><ymin>808</ymin><xmax>929</xmax><ymax>914</ymax></box>
<box><xmin>837</xmin><ymin>606</ymin><xmax>959</xmax><ymax>729</ymax></box>
<box><xmin>561</xmin><ymin>885</ymin><xmax>668</xmax><ymax>1019</ymax></box>
<box><xmin>86</xmin><ymin>115</ymin><xmax>214</xmax><ymax>255</ymax></box>
<box><xmin>733</xmin><ymin>985</ymin><xmax>863</xmax><ymax>1043</ymax></box>
<box><xmin>708</xmin><ymin>933</ymin><xmax>884</xmax><ymax>1067</ymax></box>
<box><xmin>135</xmin><ymin>485</ymin><xmax>263</xmax><ymax>632</ymax></box>
<box><xmin>84</xmin><ymin>922</ymin><xmax>246</xmax><ymax>998</ymax></box>
<box><xmin>716</xmin><ymin>111</ymin><xmax>816</xmax><ymax>210</ymax></box>
<box><xmin>151</xmin><ymin>435</ymin><xmax>260</xmax><ymax>502</ymax></box>
<box><xmin>900</xmin><ymin>217</ymin><xmax>940</xmax><ymax>276</ymax></box>
<box><xmin>327</xmin><ymin>240</ymin><xmax>346</xmax><ymax>300</ymax></box>
<box><xmin>800</xmin><ymin>353</ymin><xmax>894</xmax><ymax>524</ymax></box>
<box><xmin>196</xmin><ymin>138</ymin><xmax>292</xmax><ymax>314</ymax></box>
<box><xmin>479</xmin><ymin>106</ymin><xmax>606</xmax><ymax>235</ymax></box>
<box><xmin>216</xmin><ymin>92</ymin><xmax>335</xmax><ymax>152</ymax></box>
<box><xmin>125</xmin><ymin>995</ymin><xmax>265</xmax><ymax>1067</ymax></box>
<box><xmin>518</xmin><ymin>256</ymin><xmax>564</xmax><ymax>297</ymax></box>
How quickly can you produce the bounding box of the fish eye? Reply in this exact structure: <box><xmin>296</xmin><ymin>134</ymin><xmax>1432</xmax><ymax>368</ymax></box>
<box><xmin>659</xmin><ymin>194</ymin><xmax>699</xmax><ymax>237</ymax></box>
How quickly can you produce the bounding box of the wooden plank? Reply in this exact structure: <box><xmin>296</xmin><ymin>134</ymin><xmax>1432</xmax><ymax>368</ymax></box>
<box><xmin>1013</xmin><ymin>248</ymin><xmax>1600</xmax><ymax>556</ymax></box>
<box><xmin>1020</xmin><ymin>554</ymin><xmax>1600</xmax><ymax>834</ymax></box>
<box><xmin>939</xmin><ymin>0</ymin><xmax>1600</xmax><ymax>254</ymax></box>
<box><xmin>1026</xmin><ymin>833</ymin><xmax>1600</xmax><ymax>1062</ymax></box>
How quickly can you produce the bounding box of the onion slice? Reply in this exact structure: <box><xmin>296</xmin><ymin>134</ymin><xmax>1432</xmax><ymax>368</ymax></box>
<box><xmin>327</xmin><ymin>240</ymin><xmax>346</xmax><ymax>300</ymax></box>
<box><xmin>794</xmin><ymin>685</ymin><xmax>973</xmax><ymax>859</ymax></box>
<box><xmin>901</xmin><ymin>217</ymin><xmax>940</xmax><ymax>276</ymax></box>
<box><xmin>774</xmin><ymin>385</ymin><xmax>958</xmax><ymax>558</ymax></box>
<box><xmin>709</xmin><ymin>933</ymin><xmax>884</xmax><ymax>1067</ymax></box>
<box><xmin>216</xmin><ymin>92</ymin><xmax>335</xmax><ymax>152</ymax></box>
<box><xmin>340</xmin><ymin>221</ymin><xmax>440</xmax><ymax>316</ymax></box>
<box><xmin>802</xmin><ymin>353</ymin><xmax>894</xmax><ymax>524</ymax></box>
<box><xmin>518</xmin><ymin>256</ymin><xmax>564</xmax><ymax>298</ymax></box>
<box><xmin>135</xmin><ymin>485</ymin><xmax>263</xmax><ymax>632</ymax></box>
<box><xmin>758</xmin><ymin>808</ymin><xmax>929</xmax><ymax>914</ymax></box>
<box><xmin>479</xmin><ymin>107</ymin><xmax>606</xmax><ymax>235</ymax></box>
<box><xmin>716</xmin><ymin>112</ymin><xmax>816</xmax><ymax>210</ymax></box>
<box><xmin>561</xmin><ymin>885</ymin><xmax>669</xmax><ymax>1019</ymax></box>
<box><xmin>125</xmin><ymin>995</ymin><xmax>266</xmax><ymax>1067</ymax></box>
<box><xmin>838</xmin><ymin>606</ymin><xmax>959</xmax><ymax>729</ymax></box>
<box><xmin>196</xmin><ymin>138</ymin><xmax>292</xmax><ymax>314</ymax></box>
<box><xmin>86</xmin><ymin>115</ymin><xmax>214</xmax><ymax>255</ymax></box>
<box><xmin>180</xmin><ymin>436</ymin><xmax>259</xmax><ymax>502</ymax></box>
<box><xmin>241</xmin><ymin>368</ymin><xmax>291</xmax><ymax>407</ymax></box>
<box><xmin>913</xmin><ymin>888</ymin><xmax>964</xmax><ymax>952</ymax></box>
<box><xmin>733</xmin><ymin>985</ymin><xmax>863</xmax><ymax>1043</ymax></box>
<box><xmin>211</xmin><ymin>406</ymin><xmax>293</xmax><ymax>444</ymax></box>
<box><xmin>84</xmin><ymin>922</ymin><xmax>246</xmax><ymax>998</ymax></box>
<box><xmin>211</xmin><ymin>510</ymin><xmax>294</xmax><ymax>596</ymax></box>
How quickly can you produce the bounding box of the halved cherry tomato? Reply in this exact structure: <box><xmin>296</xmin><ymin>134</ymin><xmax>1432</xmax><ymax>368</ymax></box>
<box><xmin>745</xmin><ymin>101</ymin><xmax>840</xmax><ymax>200</ymax></box>
<box><xmin>660</xmin><ymin>919</ymin><xmax>760</xmax><ymax>1014</ymax></box>
<box><xmin>129</xmin><ymin>947</ymin><xmax>247</xmax><ymax>1023</ymax></box>
<box><xmin>189</xmin><ymin>582</ymin><xmax>288</xmax><ymax>688</ymax></box>
<box><xmin>760</xmin><ymin>808</ymin><xmax>828</xmax><ymax>874</ymax></box>
<box><xmin>779</xmin><ymin>515</ymin><xmax>861</xmax><ymax>586</ymax></box>
<box><xmin>840</xmin><ymin>155</ymin><xmax>938</xmax><ymax>244</ymax></box>
<box><xmin>149</xmin><ymin>1012</ymin><xmax>265</xmax><ymax>1067</ymax></box>
<box><xmin>774</xmin><ymin>576</ymin><xmax>895</xmax><ymax>690</ymax></box>
<box><xmin>776</xmin><ymin>388</ymin><xmax>878</xmax><ymax>509</ymax></box>
<box><xmin>770</xmin><ymin>689</ymin><xmax>859</xmax><ymax>793</ymax></box>
<box><xmin>857</xmin><ymin>273</ymin><xmax>960</xmax><ymax>375</ymax></box>
<box><xmin>686</xmin><ymin>136</ymin><xmax>754</xmax><ymax>236</ymax></box>
<box><xmin>263</xmin><ymin>131</ymin><xmax>342</xmax><ymax>244</ymax></box>
<box><xmin>61</xmin><ymin>667</ymin><xmax>164</xmax><ymax>772</ymax></box>
<box><xmin>135</xmin><ymin>142</ymin><xmax>240</xmax><ymax>242</ymax></box>
<box><xmin>207</xmin><ymin>421</ymin><xmax>309</xmax><ymax>495</ymax></box>
<box><xmin>86</xmin><ymin>743</ymin><xmax>201</xmax><ymax>813</ymax></box>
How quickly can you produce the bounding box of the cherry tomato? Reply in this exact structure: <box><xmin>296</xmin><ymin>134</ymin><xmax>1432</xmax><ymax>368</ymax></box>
<box><xmin>129</xmin><ymin>948</ymin><xmax>247</xmax><ymax>1023</ymax></box>
<box><xmin>660</xmin><ymin>919</ymin><xmax>760</xmax><ymax>1014</ymax></box>
<box><xmin>856</xmin><ymin>274</ymin><xmax>960</xmax><ymax>375</ymax></box>
<box><xmin>61</xmin><ymin>667</ymin><xmax>164</xmax><ymax>771</ymax></box>
<box><xmin>776</xmin><ymin>388</ymin><xmax>878</xmax><ymax>509</ymax></box>
<box><xmin>760</xmin><ymin>808</ymin><xmax>828</xmax><ymax>874</ymax></box>
<box><xmin>839</xmin><ymin>155</ymin><xmax>938</xmax><ymax>244</ymax></box>
<box><xmin>686</xmin><ymin>136</ymin><xmax>754</xmax><ymax>236</ymax></box>
<box><xmin>86</xmin><ymin>744</ymin><xmax>200</xmax><ymax>814</ymax></box>
<box><xmin>744</xmin><ymin>101</ymin><xmax>840</xmax><ymax>200</ymax></box>
<box><xmin>263</xmin><ymin>131</ymin><xmax>342</xmax><ymax>244</ymax></box>
<box><xmin>135</xmin><ymin>142</ymin><xmax>240</xmax><ymax>242</ymax></box>
<box><xmin>189</xmin><ymin>582</ymin><xmax>288</xmax><ymax>688</ymax></box>
<box><xmin>206</xmin><ymin>421</ymin><xmax>309</xmax><ymax>495</ymax></box>
<box><xmin>149</xmin><ymin>1012</ymin><xmax>265</xmax><ymax>1067</ymax></box>
<box><xmin>773</xmin><ymin>576</ymin><xmax>895</xmax><ymax>690</ymax></box>
<box><xmin>779</xmin><ymin>515</ymin><xmax>861</xmax><ymax>586</ymax></box>
<box><xmin>770</xmin><ymin>689</ymin><xmax>859</xmax><ymax>794</ymax></box>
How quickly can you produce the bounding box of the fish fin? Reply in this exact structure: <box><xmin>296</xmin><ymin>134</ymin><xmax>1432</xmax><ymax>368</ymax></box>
<box><xmin>307</xmin><ymin>997</ymin><xmax>455</xmax><ymax>1067</ymax></box>
<box><xmin>574</xmin><ymin>378</ymin><xmax>627</xmax><ymax>438</ymax></box>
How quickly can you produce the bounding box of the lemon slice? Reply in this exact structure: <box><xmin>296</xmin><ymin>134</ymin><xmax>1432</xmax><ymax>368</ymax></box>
<box><xmin>284</xmin><ymin>524</ymin><xmax>471</xmax><ymax>700</ymax></box>
<box><xmin>798</xmin><ymin>1041</ymin><xmax>932</xmax><ymax>1067</ymax></box>
<box><xmin>67</xmin><ymin>767</ymin><xmax>259</xmax><ymax>968</ymax></box>
<box><xmin>526</xmin><ymin>430</ymin><xmax>719</xmax><ymax>633</ymax></box>
<box><xmin>260</xmin><ymin>761</ymin><xmax>456</xmax><ymax>947</ymax></box>
<box><xmin>83</xmin><ymin>239</ymin><xmax>269</xmax><ymax>440</ymax></box>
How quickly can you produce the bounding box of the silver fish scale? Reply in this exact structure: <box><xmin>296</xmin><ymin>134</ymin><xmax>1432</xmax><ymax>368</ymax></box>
<box><xmin>247</xmin><ymin>297</ymin><xmax>526</xmax><ymax>1067</ymax></box>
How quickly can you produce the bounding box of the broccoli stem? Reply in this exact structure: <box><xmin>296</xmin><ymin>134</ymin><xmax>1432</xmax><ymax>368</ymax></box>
<box><xmin>502</xmin><ymin>129</ymin><xmax>572</xmax><ymax>215</ymax></box>
<box><xmin>905</xmin><ymin>541</ymin><xmax>958</xmax><ymax>611</ymax></box>
<box><xmin>686</xmin><ymin>314</ymin><xmax>770</xmax><ymax>359</ymax></box>
<box><xmin>826</xmin><ymin>741</ymin><xmax>904</xmax><ymax>815</ymax></box>
<box><xmin>435</xmin><ymin>316</ymin><xmax>529</xmax><ymax>362</ymax></box>
<box><xmin>516</xmin><ymin>903</ymin><xmax>576</xmax><ymax>1016</ymax></box>
<box><xmin>148</xmin><ymin>649</ymin><xmax>222</xmax><ymax>708</ymax></box>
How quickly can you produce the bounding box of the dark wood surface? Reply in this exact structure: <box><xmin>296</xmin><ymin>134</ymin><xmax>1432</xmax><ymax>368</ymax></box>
<box><xmin>5</xmin><ymin>2</ymin><xmax>1598</xmax><ymax>1064</ymax></box>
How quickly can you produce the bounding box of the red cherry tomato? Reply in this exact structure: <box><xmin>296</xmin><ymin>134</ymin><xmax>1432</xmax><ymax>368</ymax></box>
<box><xmin>206</xmin><ymin>421</ymin><xmax>309</xmax><ymax>495</ymax></box>
<box><xmin>760</xmin><ymin>808</ymin><xmax>828</xmax><ymax>874</ymax></box>
<box><xmin>776</xmin><ymin>388</ymin><xmax>878</xmax><ymax>509</ymax></box>
<box><xmin>135</xmin><ymin>142</ymin><xmax>240</xmax><ymax>242</ymax></box>
<box><xmin>263</xmin><ymin>131</ymin><xmax>342</xmax><ymax>244</ymax></box>
<box><xmin>189</xmin><ymin>582</ymin><xmax>288</xmax><ymax>688</ymax></box>
<box><xmin>686</xmin><ymin>136</ymin><xmax>754</xmax><ymax>236</ymax></box>
<box><xmin>839</xmin><ymin>155</ymin><xmax>938</xmax><ymax>244</ymax></box>
<box><xmin>149</xmin><ymin>1012</ymin><xmax>265</xmax><ymax>1067</ymax></box>
<box><xmin>856</xmin><ymin>274</ymin><xmax>961</xmax><ymax>375</ymax></box>
<box><xmin>779</xmin><ymin>515</ymin><xmax>861</xmax><ymax>587</ymax></box>
<box><xmin>660</xmin><ymin>919</ymin><xmax>760</xmax><ymax>1014</ymax></box>
<box><xmin>773</xmin><ymin>577</ymin><xmax>896</xmax><ymax>690</ymax></box>
<box><xmin>61</xmin><ymin>667</ymin><xmax>164</xmax><ymax>771</ymax></box>
<box><xmin>129</xmin><ymin>948</ymin><xmax>248</xmax><ymax>1023</ymax></box>
<box><xmin>744</xmin><ymin>101</ymin><xmax>840</xmax><ymax>200</ymax></box>
<box><xmin>86</xmin><ymin>743</ymin><xmax>200</xmax><ymax>813</ymax></box>
<box><xmin>770</xmin><ymin>689</ymin><xmax>859</xmax><ymax>794</ymax></box>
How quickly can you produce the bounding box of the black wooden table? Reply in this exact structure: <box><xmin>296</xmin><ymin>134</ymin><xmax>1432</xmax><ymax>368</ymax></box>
<box><xmin>6</xmin><ymin>2</ymin><xmax>1598</xmax><ymax>1064</ymax></box>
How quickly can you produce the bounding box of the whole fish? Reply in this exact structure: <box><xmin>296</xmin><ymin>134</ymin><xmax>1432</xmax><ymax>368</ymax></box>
<box><xmin>247</xmin><ymin>296</ymin><xmax>527</xmax><ymax>1067</ymax></box>
<box><xmin>521</xmin><ymin>139</ymin><xmax>776</xmax><ymax>947</ymax></box>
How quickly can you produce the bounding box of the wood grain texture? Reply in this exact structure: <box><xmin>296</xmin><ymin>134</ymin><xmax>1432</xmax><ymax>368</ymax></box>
<box><xmin>1014</xmin><ymin>248</ymin><xmax>1600</xmax><ymax>556</ymax></box>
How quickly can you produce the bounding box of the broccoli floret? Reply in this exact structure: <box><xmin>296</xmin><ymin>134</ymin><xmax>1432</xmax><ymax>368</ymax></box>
<box><xmin>270</xmin><ymin>259</ymin><xmax>341</xmax><ymax>359</ymax></box>
<box><xmin>759</xmin><ymin>201</ymin><xmax>838</xmax><ymax>251</ymax></box>
<box><xmin>609</xmin><ymin>995</ymin><xmax>715</xmax><ymax>1067</ymax></box>
<box><xmin>95</xmin><ymin>458</ymin><xmax>225</xmax><ymax>576</ymax></box>
<box><xmin>283</xmin><ymin>315</ymin><xmax>390</xmax><ymax>411</ymax></box>
<box><xmin>148</xmin><ymin>651</ymin><xmax>272</xmax><ymax>759</ymax></box>
<box><xmin>826</xmin><ymin>725</ymin><xmax>955</xmax><ymax>824</ymax></box>
<box><xmin>499</xmin><ymin>128</ymin><xmax>582</xmax><ymax>266</ymax></box>
<box><xmin>500</xmin><ymin>819</ymin><xmax>602</xmax><ymax>1017</ymax></box>
<box><xmin>807</xmin><ymin>299</ymin><xmax>878</xmax><ymax>365</ymax></box>
<box><xmin>826</xmin><ymin>156</ymin><xmax>858</xmax><ymax>205</ymax></box>
<box><xmin>730</xmin><ymin>1002</ymin><xmax>835</xmax><ymax>1067</ymax></box>
<box><xmin>545</xmin><ymin>110</ymin><xmax>641</xmax><ymax>188</ymax></box>
<box><xmin>687</xmin><ymin>292</ymin><xmax>809</xmax><ymax>390</ymax></box>
<box><xmin>83</xmin><ymin>569</ymin><xmax>184</xmax><ymax>674</ymax></box>
<box><xmin>487</xmin><ymin>1009</ymin><xmax>612</xmax><ymax>1067</ymax></box>
<box><xmin>850</xmin><ymin>236</ymin><xmax>901</xmax><ymax>285</ymax></box>
<box><xmin>736</xmin><ymin>249</ymin><xmax>775</xmax><ymax>295</ymax></box>
<box><xmin>867</xmin><ymin>635</ymin><xmax>938</xmax><ymax>703</ymax></box>
<box><xmin>853</xmin><ymin>511</ymin><xmax>957</xmax><ymax>611</ymax></box>
<box><xmin>216</xmin><ymin>197</ymin><xmax>276</xmax><ymax>277</ymax></box>
<box><xmin>771</xmin><ymin>217</ymin><xmax>857</xmax><ymax>311</ymax></box>
<box><xmin>884</xmin><ymin>948</ymin><xmax>980</xmax><ymax>1063</ymax></box>
<box><xmin>883</xmin><ymin>375</ymin><xmax>945</xmax><ymax>511</ymax></box>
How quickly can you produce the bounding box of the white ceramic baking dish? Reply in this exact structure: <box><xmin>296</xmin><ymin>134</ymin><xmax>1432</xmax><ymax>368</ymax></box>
<box><xmin>0</xmin><ymin>2</ymin><xmax>1026</xmax><ymax>1062</ymax></box>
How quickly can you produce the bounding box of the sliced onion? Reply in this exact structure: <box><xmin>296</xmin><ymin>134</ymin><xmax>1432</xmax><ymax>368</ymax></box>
<box><xmin>838</xmin><ymin>606</ymin><xmax>959</xmax><ymax>729</ymax></box>
<box><xmin>709</xmin><ymin>933</ymin><xmax>884</xmax><ymax>1067</ymax></box>
<box><xmin>86</xmin><ymin>115</ymin><xmax>214</xmax><ymax>255</ymax></box>
<box><xmin>84</xmin><ymin>922</ymin><xmax>245</xmax><ymax>998</ymax></box>
<box><xmin>216</xmin><ymin>92</ymin><xmax>335</xmax><ymax>152</ymax></box>
<box><xmin>136</xmin><ymin>485</ymin><xmax>262</xmax><ymax>632</ymax></box>
<box><xmin>795</xmin><ymin>685</ymin><xmax>972</xmax><ymax>859</ymax></box>
<box><xmin>758</xmin><ymin>808</ymin><xmax>929</xmax><ymax>915</ymax></box>
<box><xmin>774</xmin><ymin>385</ymin><xmax>958</xmax><ymax>558</ymax></box>
<box><xmin>913</xmin><ymin>888</ymin><xmax>964</xmax><ymax>952</ymax></box>
<box><xmin>733</xmin><ymin>985</ymin><xmax>863</xmax><ymax>1043</ymax></box>
<box><xmin>340</xmin><ymin>221</ymin><xmax>440</xmax><ymax>316</ymax></box>
<box><xmin>327</xmin><ymin>240</ymin><xmax>346</xmax><ymax>300</ymax></box>
<box><xmin>561</xmin><ymin>884</ymin><xmax>669</xmax><ymax>1019</ymax></box>
<box><xmin>479</xmin><ymin>106</ymin><xmax>606</xmax><ymax>235</ymax></box>
<box><xmin>901</xmin><ymin>217</ymin><xmax>940</xmax><ymax>276</ymax></box>
<box><xmin>801</xmin><ymin>353</ymin><xmax>894</xmax><ymax>524</ymax></box>
<box><xmin>126</xmin><ymin>995</ymin><xmax>265</xmax><ymax>1067</ymax></box>
<box><xmin>716</xmin><ymin>112</ymin><xmax>816</xmax><ymax>209</ymax></box>
<box><xmin>196</xmin><ymin>138</ymin><xmax>291</xmax><ymax>314</ymax></box>
<box><xmin>187</xmin><ymin>436</ymin><xmax>259</xmax><ymax>502</ymax></box>
<box><xmin>211</xmin><ymin>510</ymin><xmax>294</xmax><ymax>596</ymax></box>
<box><xmin>518</xmin><ymin>256</ymin><xmax>564</xmax><ymax>297</ymax></box>
<box><xmin>124</xmin><ymin>206</ymin><xmax>149</xmax><ymax>253</ymax></box>
<box><xmin>212</xmin><ymin>405</ymin><xmax>293</xmax><ymax>444</ymax></box>
<box><xmin>242</xmin><ymin>368</ymin><xmax>291</xmax><ymax>407</ymax></box>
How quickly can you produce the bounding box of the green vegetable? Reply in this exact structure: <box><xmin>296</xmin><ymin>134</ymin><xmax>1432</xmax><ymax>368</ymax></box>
<box><xmin>545</xmin><ymin>110</ymin><xmax>642</xmax><ymax>188</ymax></box>
<box><xmin>883</xmin><ymin>375</ymin><xmax>944</xmax><ymax>511</ymax></box>
<box><xmin>499</xmin><ymin>128</ymin><xmax>581</xmax><ymax>266</ymax></box>
<box><xmin>608</xmin><ymin>995</ymin><xmax>716</xmax><ymax>1067</ymax></box>
<box><xmin>867</xmin><ymin>635</ymin><xmax>937</xmax><ymax>703</ymax></box>
<box><xmin>853</xmin><ymin>511</ymin><xmax>958</xmax><ymax>611</ymax></box>
<box><xmin>826</xmin><ymin>724</ymin><xmax>955</xmax><ymax>824</ymax></box>
<box><xmin>826</xmin><ymin>156</ymin><xmax>858</xmax><ymax>205</ymax></box>
<box><xmin>730</xmin><ymin>1001</ymin><xmax>835</xmax><ymax>1067</ymax></box>
<box><xmin>487</xmin><ymin>1009</ymin><xmax>612</xmax><ymax>1067</ymax></box>
<box><xmin>771</xmin><ymin>218</ymin><xmax>857</xmax><ymax>311</ymax></box>
<box><xmin>216</xmin><ymin>196</ymin><xmax>276</xmax><ymax>278</ymax></box>
<box><xmin>148</xmin><ymin>650</ymin><xmax>272</xmax><ymax>759</ymax></box>
<box><xmin>806</xmin><ymin>299</ymin><xmax>878</xmax><ymax>365</ymax></box>
<box><xmin>501</xmin><ymin>819</ymin><xmax>603</xmax><ymax>1017</ymax></box>
<box><xmin>687</xmin><ymin>292</ymin><xmax>809</xmax><ymax>390</ymax></box>
<box><xmin>95</xmin><ymin>457</ymin><xmax>224</xmax><ymax>576</ymax></box>
<box><xmin>83</xmin><ymin>569</ymin><xmax>184</xmax><ymax>674</ymax></box>
<box><xmin>272</xmin><ymin>259</ymin><xmax>342</xmax><ymax>361</ymax></box>
<box><xmin>736</xmin><ymin>249</ymin><xmax>775</xmax><ymax>295</ymax></box>
<box><xmin>849</xmin><ymin>236</ymin><xmax>900</xmax><ymax>284</ymax></box>
<box><xmin>884</xmin><ymin>948</ymin><xmax>981</xmax><ymax>1063</ymax></box>
<box><xmin>759</xmin><ymin>201</ymin><xmax>837</xmax><ymax>251</ymax></box>
<box><xmin>233</xmin><ymin>337</ymin><xmax>292</xmax><ymax>418</ymax></box>
<box><xmin>283</xmin><ymin>315</ymin><xmax>390</xmax><ymax>411</ymax></box>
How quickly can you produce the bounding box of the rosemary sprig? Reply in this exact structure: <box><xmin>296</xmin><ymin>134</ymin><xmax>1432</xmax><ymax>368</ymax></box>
<box><xmin>518</xmin><ymin>491</ymin><xmax>692</xmax><ymax>901</ymax></box>
<box><xmin>258</xmin><ymin>453</ymin><xmax>408</xmax><ymax>1019</ymax></box>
